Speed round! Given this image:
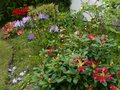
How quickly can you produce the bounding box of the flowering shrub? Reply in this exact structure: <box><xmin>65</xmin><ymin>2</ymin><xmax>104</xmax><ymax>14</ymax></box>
<box><xmin>32</xmin><ymin>33</ymin><xmax>119</xmax><ymax>90</ymax></box>
<box><xmin>1</xmin><ymin>21</ymin><xmax>24</xmax><ymax>38</ymax></box>
<box><xmin>65</xmin><ymin>34</ymin><xmax>116</xmax><ymax>64</ymax></box>
<box><xmin>12</xmin><ymin>7</ymin><xmax>29</xmax><ymax>17</ymax></box>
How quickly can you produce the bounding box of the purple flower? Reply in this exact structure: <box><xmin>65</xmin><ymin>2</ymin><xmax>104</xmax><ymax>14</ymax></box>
<box><xmin>38</xmin><ymin>14</ymin><xmax>48</xmax><ymax>19</ymax></box>
<box><xmin>14</xmin><ymin>20</ymin><xmax>25</xmax><ymax>28</ymax></box>
<box><xmin>28</xmin><ymin>33</ymin><xmax>35</xmax><ymax>40</ymax></box>
<box><xmin>22</xmin><ymin>16</ymin><xmax>30</xmax><ymax>23</ymax></box>
<box><xmin>50</xmin><ymin>26</ymin><xmax>54</xmax><ymax>32</ymax></box>
<box><xmin>54</xmin><ymin>26</ymin><xmax>59</xmax><ymax>32</ymax></box>
<box><xmin>49</xmin><ymin>25</ymin><xmax>59</xmax><ymax>32</ymax></box>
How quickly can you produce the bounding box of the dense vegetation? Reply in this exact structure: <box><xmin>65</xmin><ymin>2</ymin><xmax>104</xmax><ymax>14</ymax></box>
<box><xmin>0</xmin><ymin>0</ymin><xmax>120</xmax><ymax>90</ymax></box>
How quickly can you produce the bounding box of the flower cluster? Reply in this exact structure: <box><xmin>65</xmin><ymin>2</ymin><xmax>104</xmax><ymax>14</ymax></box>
<box><xmin>46</xmin><ymin>47</ymin><xmax>57</xmax><ymax>55</ymax></box>
<box><xmin>93</xmin><ymin>67</ymin><xmax>114</xmax><ymax>83</ymax></box>
<box><xmin>1</xmin><ymin>16</ymin><xmax>31</xmax><ymax>38</ymax></box>
<box><xmin>88</xmin><ymin>34</ymin><xmax>107</xmax><ymax>45</ymax></box>
<box><xmin>12</xmin><ymin>7</ymin><xmax>28</xmax><ymax>17</ymax></box>
<box><xmin>1</xmin><ymin>21</ymin><xmax>24</xmax><ymax>38</ymax></box>
<box><xmin>93</xmin><ymin>67</ymin><xmax>116</xmax><ymax>90</ymax></box>
<box><xmin>71</xmin><ymin>57</ymin><xmax>117</xmax><ymax>90</ymax></box>
<box><xmin>72</xmin><ymin>58</ymin><xmax>99</xmax><ymax>72</ymax></box>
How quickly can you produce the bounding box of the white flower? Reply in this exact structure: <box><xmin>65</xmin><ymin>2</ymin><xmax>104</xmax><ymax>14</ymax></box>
<box><xmin>74</xmin><ymin>31</ymin><xmax>79</xmax><ymax>35</ymax></box>
<box><xmin>17</xmin><ymin>77</ymin><xmax>22</xmax><ymax>81</ymax></box>
<box><xmin>8</xmin><ymin>66</ymin><xmax>17</xmax><ymax>74</ymax></box>
<box><xmin>12</xmin><ymin>78</ymin><xmax>17</xmax><ymax>84</ymax></box>
<box><xmin>19</xmin><ymin>71</ymin><xmax>26</xmax><ymax>76</ymax></box>
<box><xmin>12</xmin><ymin>66</ymin><xmax>17</xmax><ymax>70</ymax></box>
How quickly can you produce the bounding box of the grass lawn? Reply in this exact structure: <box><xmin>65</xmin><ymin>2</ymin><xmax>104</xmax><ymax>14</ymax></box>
<box><xmin>0</xmin><ymin>31</ymin><xmax>41</xmax><ymax>90</ymax></box>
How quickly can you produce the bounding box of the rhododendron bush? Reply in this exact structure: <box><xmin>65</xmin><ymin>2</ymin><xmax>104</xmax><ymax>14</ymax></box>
<box><xmin>0</xmin><ymin>3</ymin><xmax>120</xmax><ymax>90</ymax></box>
<box><xmin>32</xmin><ymin>34</ymin><xmax>120</xmax><ymax>90</ymax></box>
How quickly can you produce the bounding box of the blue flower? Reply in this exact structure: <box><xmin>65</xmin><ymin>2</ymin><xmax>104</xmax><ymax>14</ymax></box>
<box><xmin>38</xmin><ymin>14</ymin><xmax>48</xmax><ymax>20</ymax></box>
<box><xmin>28</xmin><ymin>33</ymin><xmax>35</xmax><ymax>40</ymax></box>
<box><xmin>54</xmin><ymin>26</ymin><xmax>59</xmax><ymax>32</ymax></box>
<box><xmin>49</xmin><ymin>26</ymin><xmax>59</xmax><ymax>32</ymax></box>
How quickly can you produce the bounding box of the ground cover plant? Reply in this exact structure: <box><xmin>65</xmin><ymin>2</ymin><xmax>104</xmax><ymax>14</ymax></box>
<box><xmin>0</xmin><ymin>0</ymin><xmax>120</xmax><ymax>90</ymax></box>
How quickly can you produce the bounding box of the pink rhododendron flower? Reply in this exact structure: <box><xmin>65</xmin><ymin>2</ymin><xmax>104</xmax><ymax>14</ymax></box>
<box><xmin>17</xmin><ymin>30</ymin><xmax>24</xmax><ymax>35</ymax></box>
<box><xmin>94</xmin><ymin>68</ymin><xmax>102</xmax><ymax>73</ymax></box>
<box><xmin>7</xmin><ymin>28</ymin><xmax>13</xmax><ymax>32</ymax></box>
<box><xmin>78</xmin><ymin>66</ymin><xmax>85</xmax><ymax>72</ymax></box>
<box><xmin>110</xmin><ymin>84</ymin><xmax>116</xmax><ymax>90</ymax></box>
<box><xmin>102</xmin><ymin>67</ymin><xmax>108</xmax><ymax>74</ymax></box>
<box><xmin>107</xmin><ymin>74</ymin><xmax>114</xmax><ymax>81</ymax></box>
<box><xmin>2</xmin><ymin>26</ymin><xmax>7</xmax><ymax>31</ymax></box>
<box><xmin>84</xmin><ymin>60</ymin><xmax>90</xmax><ymax>65</ymax></box>
<box><xmin>93</xmin><ymin>73</ymin><xmax>99</xmax><ymax>80</ymax></box>
<box><xmin>88</xmin><ymin>34</ymin><xmax>94</xmax><ymax>41</ymax></box>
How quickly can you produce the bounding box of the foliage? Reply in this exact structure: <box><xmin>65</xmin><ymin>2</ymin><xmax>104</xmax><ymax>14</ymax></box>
<box><xmin>32</xmin><ymin>34</ymin><xmax>119</xmax><ymax>90</ymax></box>
<box><xmin>0</xmin><ymin>0</ymin><xmax>70</xmax><ymax>27</ymax></box>
<box><xmin>77</xmin><ymin>0</ymin><xmax>120</xmax><ymax>34</ymax></box>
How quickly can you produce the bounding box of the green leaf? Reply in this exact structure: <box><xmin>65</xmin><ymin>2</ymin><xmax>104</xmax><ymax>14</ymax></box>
<box><xmin>66</xmin><ymin>76</ymin><xmax>72</xmax><ymax>83</ymax></box>
<box><xmin>84</xmin><ymin>82</ymin><xmax>89</xmax><ymax>87</ymax></box>
<box><xmin>102</xmin><ymin>82</ymin><xmax>107</xmax><ymax>87</ymax></box>
<box><xmin>56</xmin><ymin>76</ymin><xmax>66</xmax><ymax>83</ymax></box>
<box><xmin>73</xmin><ymin>77</ymin><xmax>79</xmax><ymax>84</ymax></box>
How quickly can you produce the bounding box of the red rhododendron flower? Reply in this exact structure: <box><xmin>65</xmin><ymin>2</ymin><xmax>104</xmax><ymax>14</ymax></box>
<box><xmin>102</xmin><ymin>67</ymin><xmax>108</xmax><ymax>74</ymax></box>
<box><xmin>71</xmin><ymin>62</ymin><xmax>76</xmax><ymax>65</ymax></box>
<box><xmin>46</xmin><ymin>50</ymin><xmax>52</xmax><ymax>55</ymax></box>
<box><xmin>93</xmin><ymin>73</ymin><xmax>99</xmax><ymax>80</ymax></box>
<box><xmin>107</xmin><ymin>74</ymin><xmax>114</xmax><ymax>81</ymax></box>
<box><xmin>102</xmin><ymin>41</ymin><xmax>105</xmax><ymax>45</ymax></box>
<box><xmin>74</xmin><ymin>57</ymin><xmax>82</xmax><ymax>63</ymax></box>
<box><xmin>98</xmin><ymin>75</ymin><xmax>106</xmax><ymax>84</ymax></box>
<box><xmin>92</xmin><ymin>61</ymin><xmax>99</xmax><ymax>65</ymax></box>
<box><xmin>91</xmin><ymin>61</ymin><xmax>99</xmax><ymax>68</ymax></box>
<box><xmin>78</xmin><ymin>66</ymin><xmax>85</xmax><ymax>72</ymax></box>
<box><xmin>103</xmin><ymin>36</ymin><xmax>107</xmax><ymax>41</ymax></box>
<box><xmin>110</xmin><ymin>84</ymin><xmax>116</xmax><ymax>90</ymax></box>
<box><xmin>12</xmin><ymin>7</ymin><xmax>28</xmax><ymax>17</ymax></box>
<box><xmin>2</xmin><ymin>26</ymin><xmax>7</xmax><ymax>31</ymax></box>
<box><xmin>88</xmin><ymin>34</ymin><xmax>94</xmax><ymax>41</ymax></box>
<box><xmin>17</xmin><ymin>30</ymin><xmax>24</xmax><ymax>35</ymax></box>
<box><xmin>74</xmin><ymin>58</ymin><xmax>79</xmax><ymax>63</ymax></box>
<box><xmin>94</xmin><ymin>68</ymin><xmax>102</xmax><ymax>73</ymax></box>
<box><xmin>84</xmin><ymin>59</ymin><xmax>91</xmax><ymax>65</ymax></box>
